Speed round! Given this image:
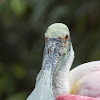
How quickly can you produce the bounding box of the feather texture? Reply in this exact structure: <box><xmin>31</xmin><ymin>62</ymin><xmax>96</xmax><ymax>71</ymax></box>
<box><xmin>69</xmin><ymin>61</ymin><xmax>100</xmax><ymax>98</ymax></box>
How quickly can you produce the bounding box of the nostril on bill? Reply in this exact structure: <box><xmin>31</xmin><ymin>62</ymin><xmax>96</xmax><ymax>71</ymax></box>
<box><xmin>53</xmin><ymin>48</ymin><xmax>56</xmax><ymax>54</ymax></box>
<box><xmin>48</xmin><ymin>49</ymin><xmax>49</xmax><ymax>54</ymax></box>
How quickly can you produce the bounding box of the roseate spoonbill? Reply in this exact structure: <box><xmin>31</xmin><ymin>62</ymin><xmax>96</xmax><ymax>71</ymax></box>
<box><xmin>26</xmin><ymin>23</ymin><xmax>100</xmax><ymax>100</ymax></box>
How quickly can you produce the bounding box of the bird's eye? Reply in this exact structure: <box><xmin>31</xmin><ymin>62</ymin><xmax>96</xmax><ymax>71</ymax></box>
<box><xmin>65</xmin><ymin>35</ymin><xmax>69</xmax><ymax>40</ymax></box>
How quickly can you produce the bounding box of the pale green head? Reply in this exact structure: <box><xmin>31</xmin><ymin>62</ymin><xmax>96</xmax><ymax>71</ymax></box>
<box><xmin>45</xmin><ymin>23</ymin><xmax>70</xmax><ymax>38</ymax></box>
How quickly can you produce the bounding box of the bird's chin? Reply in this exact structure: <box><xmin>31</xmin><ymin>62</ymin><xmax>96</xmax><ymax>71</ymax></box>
<box><xmin>53</xmin><ymin>58</ymin><xmax>63</xmax><ymax>75</ymax></box>
<box><xmin>53</xmin><ymin>51</ymin><xmax>69</xmax><ymax>75</ymax></box>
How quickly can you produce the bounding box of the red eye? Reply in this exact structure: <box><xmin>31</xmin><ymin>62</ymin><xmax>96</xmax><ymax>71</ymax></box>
<box><xmin>44</xmin><ymin>36</ymin><xmax>46</xmax><ymax>40</ymax></box>
<box><xmin>65</xmin><ymin>35</ymin><xmax>69</xmax><ymax>40</ymax></box>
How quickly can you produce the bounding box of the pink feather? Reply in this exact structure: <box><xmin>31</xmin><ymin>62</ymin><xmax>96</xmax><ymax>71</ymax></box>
<box><xmin>56</xmin><ymin>95</ymin><xmax>100</xmax><ymax>100</ymax></box>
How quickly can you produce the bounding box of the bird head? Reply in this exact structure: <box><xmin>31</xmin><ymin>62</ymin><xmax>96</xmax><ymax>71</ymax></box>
<box><xmin>43</xmin><ymin>23</ymin><xmax>72</xmax><ymax>74</ymax></box>
<box><xmin>27</xmin><ymin>23</ymin><xmax>73</xmax><ymax>100</ymax></box>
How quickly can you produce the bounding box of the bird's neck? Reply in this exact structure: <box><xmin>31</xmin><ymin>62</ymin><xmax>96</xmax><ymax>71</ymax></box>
<box><xmin>52</xmin><ymin>46</ymin><xmax>74</xmax><ymax>99</ymax></box>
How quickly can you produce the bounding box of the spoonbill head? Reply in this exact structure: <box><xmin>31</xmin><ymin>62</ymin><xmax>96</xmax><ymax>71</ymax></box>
<box><xmin>27</xmin><ymin>23</ymin><xmax>74</xmax><ymax>100</ymax></box>
<box><xmin>43</xmin><ymin>23</ymin><xmax>74</xmax><ymax>99</ymax></box>
<box><xmin>44</xmin><ymin>23</ymin><xmax>73</xmax><ymax>74</ymax></box>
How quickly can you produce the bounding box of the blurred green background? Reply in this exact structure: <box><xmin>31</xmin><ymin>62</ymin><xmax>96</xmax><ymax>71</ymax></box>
<box><xmin>0</xmin><ymin>0</ymin><xmax>100</xmax><ymax>100</ymax></box>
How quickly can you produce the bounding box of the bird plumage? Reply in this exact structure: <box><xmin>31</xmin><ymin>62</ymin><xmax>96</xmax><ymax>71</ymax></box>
<box><xmin>69</xmin><ymin>61</ymin><xmax>100</xmax><ymax>98</ymax></box>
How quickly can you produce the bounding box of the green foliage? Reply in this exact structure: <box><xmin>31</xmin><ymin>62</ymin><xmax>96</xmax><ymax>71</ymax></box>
<box><xmin>0</xmin><ymin>0</ymin><xmax>100</xmax><ymax>100</ymax></box>
<box><xmin>10</xmin><ymin>0</ymin><xmax>27</xmax><ymax>16</ymax></box>
<box><xmin>6</xmin><ymin>92</ymin><xmax>28</xmax><ymax>100</ymax></box>
<box><xmin>12</xmin><ymin>64</ymin><xmax>26</xmax><ymax>79</ymax></box>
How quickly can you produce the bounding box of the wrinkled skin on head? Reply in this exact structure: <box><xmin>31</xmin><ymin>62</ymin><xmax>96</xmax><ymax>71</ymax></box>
<box><xmin>42</xmin><ymin>37</ymin><xmax>71</xmax><ymax>75</ymax></box>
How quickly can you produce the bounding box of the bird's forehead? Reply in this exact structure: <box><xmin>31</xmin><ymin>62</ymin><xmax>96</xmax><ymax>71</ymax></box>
<box><xmin>45</xmin><ymin>23</ymin><xmax>70</xmax><ymax>38</ymax></box>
